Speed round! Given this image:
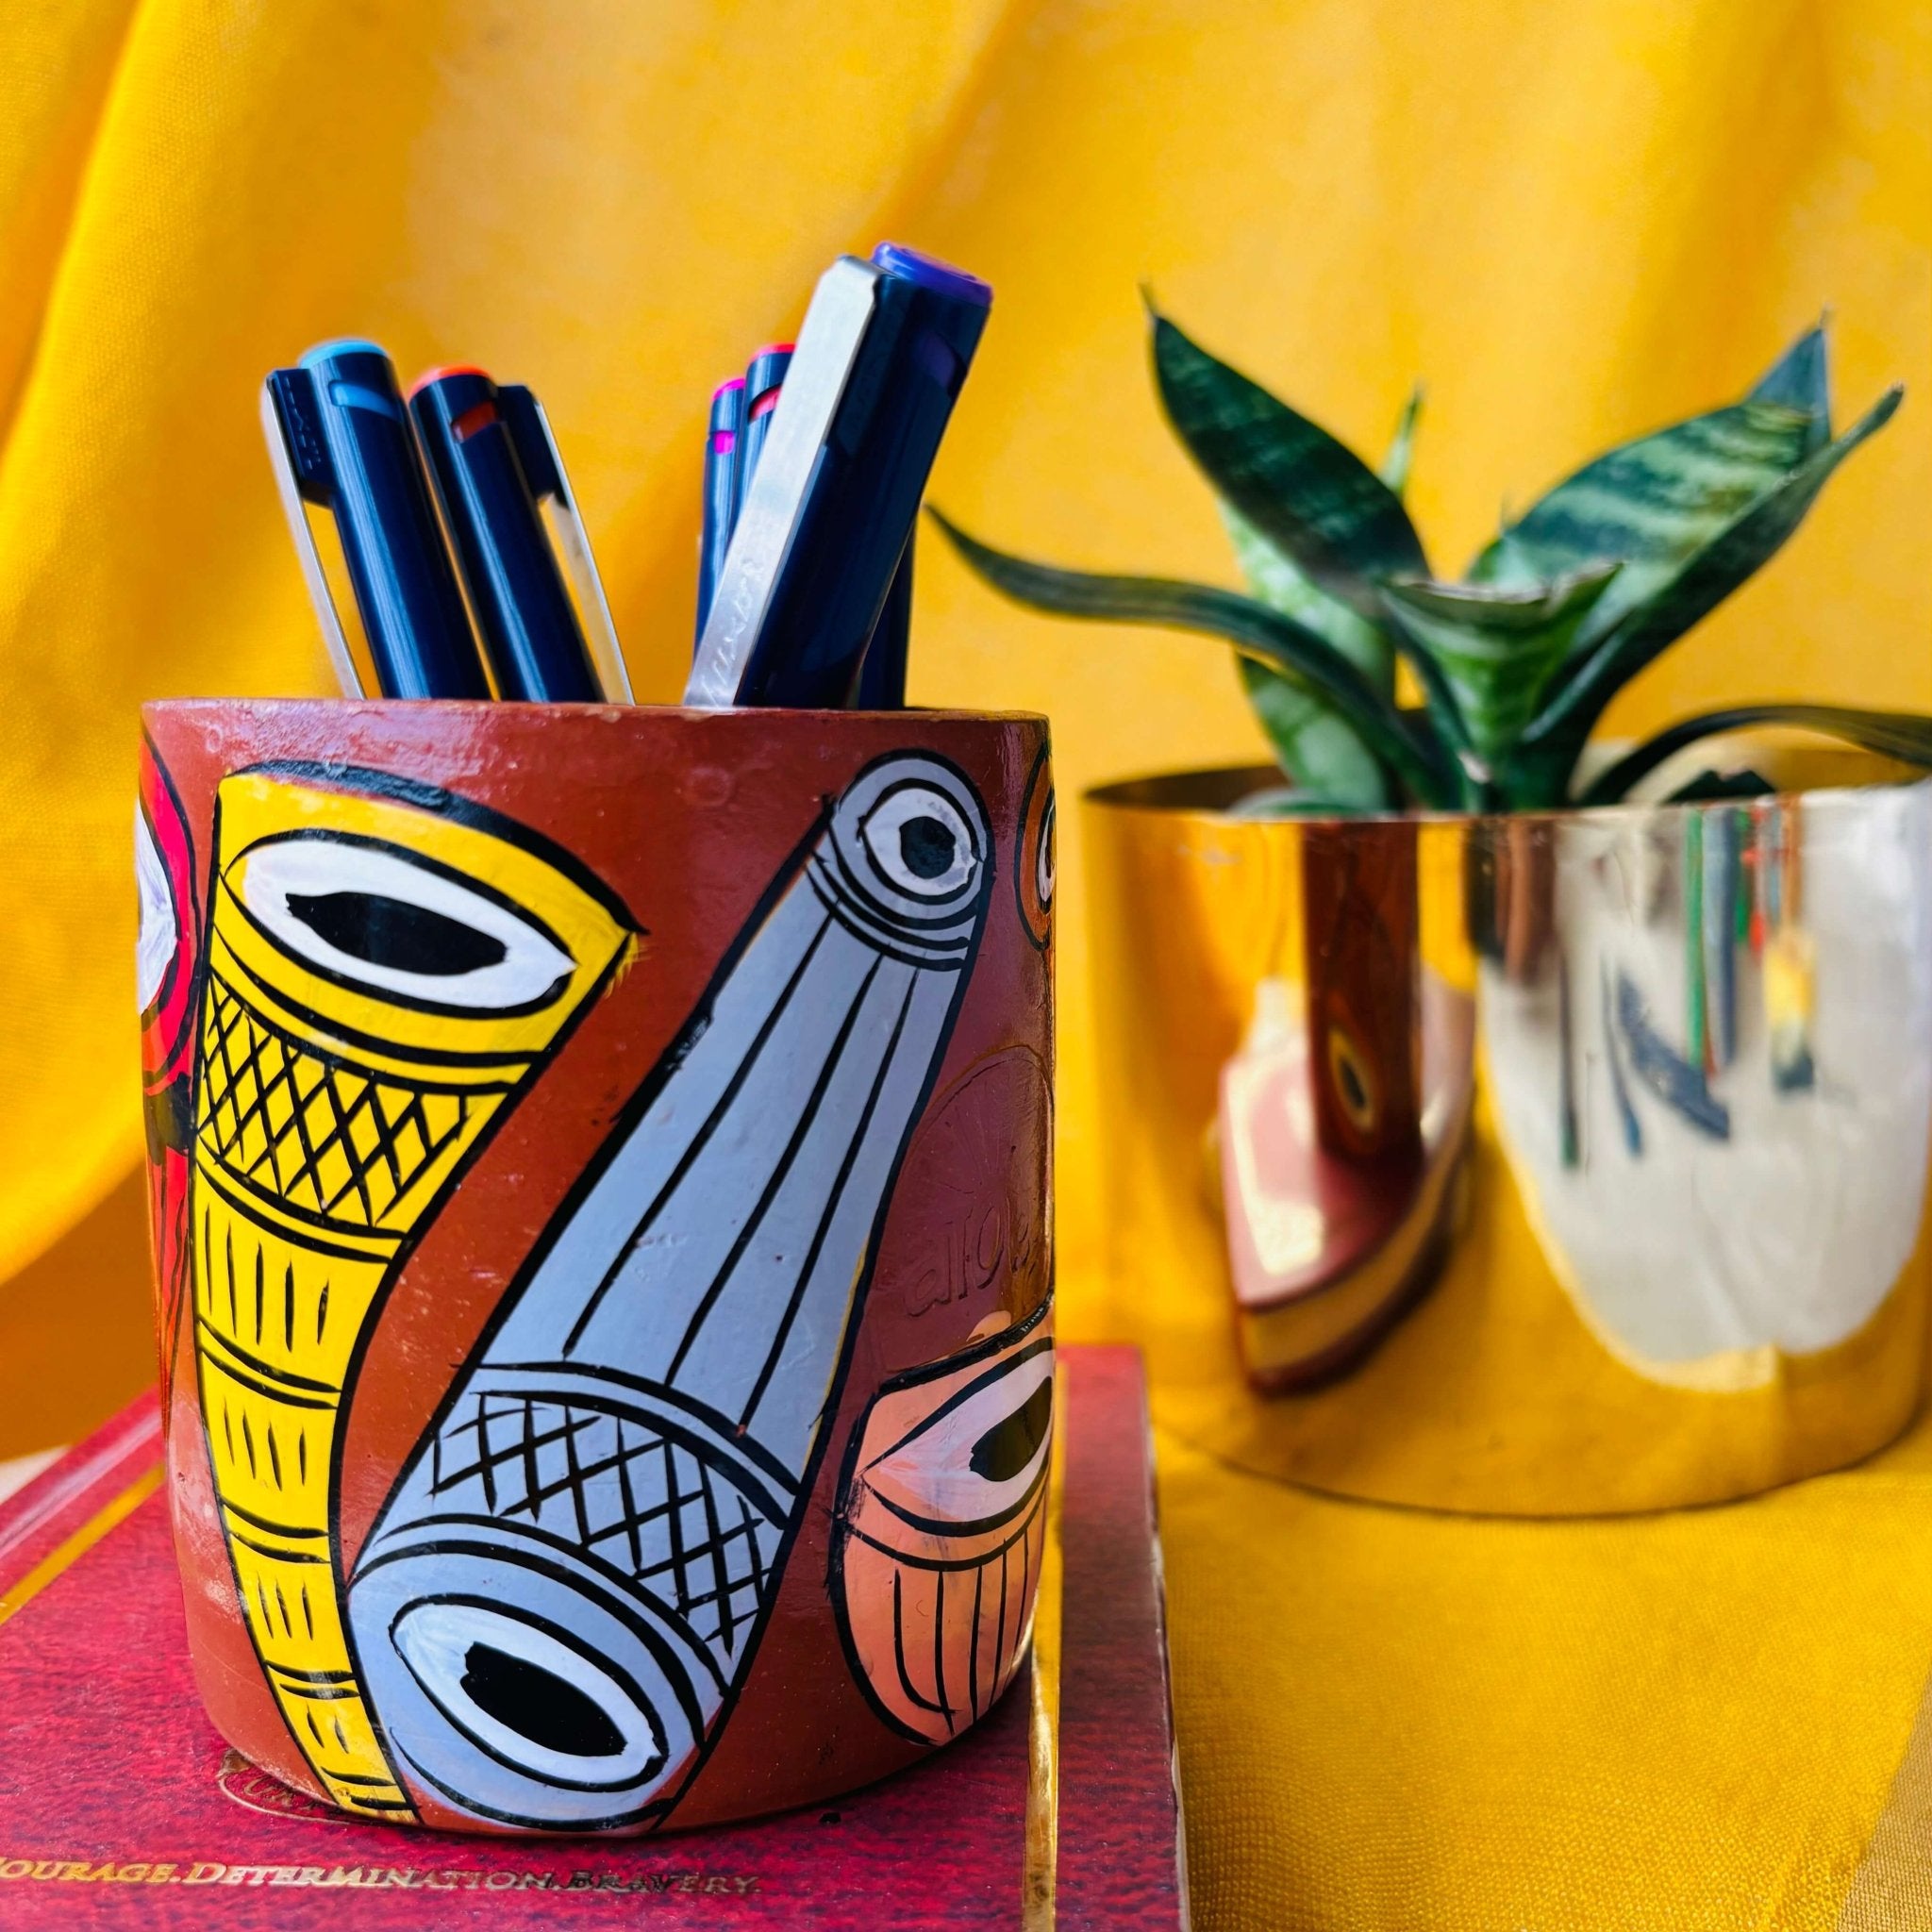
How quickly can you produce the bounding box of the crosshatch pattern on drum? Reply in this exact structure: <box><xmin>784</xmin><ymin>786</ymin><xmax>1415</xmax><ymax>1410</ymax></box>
<box><xmin>141</xmin><ymin>703</ymin><xmax>1054</xmax><ymax>1839</ymax></box>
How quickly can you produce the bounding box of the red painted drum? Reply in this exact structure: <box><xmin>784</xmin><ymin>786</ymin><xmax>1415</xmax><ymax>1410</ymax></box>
<box><xmin>138</xmin><ymin>700</ymin><xmax>1054</xmax><ymax>1836</ymax></box>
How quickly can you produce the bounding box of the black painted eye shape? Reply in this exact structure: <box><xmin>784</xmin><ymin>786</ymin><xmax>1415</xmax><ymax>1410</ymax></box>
<box><xmin>858</xmin><ymin>784</ymin><xmax>979</xmax><ymax>900</ymax></box>
<box><xmin>387</xmin><ymin>1596</ymin><xmax>669</xmax><ymax>1790</ymax></box>
<box><xmin>899</xmin><ymin>816</ymin><xmax>957</xmax><ymax>881</ymax></box>
<box><xmin>1326</xmin><ymin>1024</ymin><xmax>1380</xmax><ymax>1132</ymax></box>
<box><xmin>459</xmin><ymin>1643</ymin><xmax>625</xmax><ymax>1758</ymax></box>
<box><xmin>236</xmin><ymin>834</ymin><xmax>577</xmax><ymax>1010</ymax></box>
<box><xmin>969</xmin><ymin>1379</ymin><xmax>1052</xmax><ymax>1484</ymax></box>
<box><xmin>286</xmin><ymin>891</ymin><xmax>509</xmax><ymax>977</ymax></box>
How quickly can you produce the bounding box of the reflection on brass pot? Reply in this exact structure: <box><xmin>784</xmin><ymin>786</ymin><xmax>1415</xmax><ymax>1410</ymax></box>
<box><xmin>1086</xmin><ymin>766</ymin><xmax>1932</xmax><ymax>1515</ymax></box>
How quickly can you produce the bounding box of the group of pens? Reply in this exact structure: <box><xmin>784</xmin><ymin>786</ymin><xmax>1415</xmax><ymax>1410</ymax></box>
<box><xmin>262</xmin><ymin>241</ymin><xmax>991</xmax><ymax>709</ymax></box>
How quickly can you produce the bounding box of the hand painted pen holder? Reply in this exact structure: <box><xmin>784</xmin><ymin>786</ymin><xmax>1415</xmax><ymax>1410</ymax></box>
<box><xmin>138</xmin><ymin>700</ymin><xmax>1054</xmax><ymax>1834</ymax></box>
<box><xmin>1086</xmin><ymin>765</ymin><xmax>1932</xmax><ymax>1516</ymax></box>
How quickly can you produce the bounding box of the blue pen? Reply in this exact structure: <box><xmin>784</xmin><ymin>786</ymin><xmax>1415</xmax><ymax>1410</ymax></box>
<box><xmin>262</xmin><ymin>339</ymin><xmax>488</xmax><ymax>699</ymax></box>
<box><xmin>686</xmin><ymin>242</ymin><xmax>991</xmax><ymax>708</ymax></box>
<box><xmin>738</xmin><ymin>343</ymin><xmax>792</xmax><ymax>496</ymax></box>
<box><xmin>409</xmin><ymin>366</ymin><xmax>607</xmax><ymax>702</ymax></box>
<box><xmin>853</xmin><ymin>537</ymin><xmax>911</xmax><ymax>708</ymax></box>
<box><xmin>695</xmin><ymin>376</ymin><xmax>746</xmax><ymax>643</ymax></box>
<box><xmin>724</xmin><ymin>341</ymin><xmax>910</xmax><ymax>708</ymax></box>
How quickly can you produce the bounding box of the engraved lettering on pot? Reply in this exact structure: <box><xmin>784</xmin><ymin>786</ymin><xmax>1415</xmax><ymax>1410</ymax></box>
<box><xmin>878</xmin><ymin>1049</ymin><xmax>1051</xmax><ymax>1321</ymax></box>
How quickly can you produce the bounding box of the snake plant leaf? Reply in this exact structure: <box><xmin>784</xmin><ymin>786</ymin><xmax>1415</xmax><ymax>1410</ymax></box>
<box><xmin>1463</xmin><ymin>401</ymin><xmax>1813</xmax><ymax>650</ymax></box>
<box><xmin>1522</xmin><ymin>385</ymin><xmax>1904</xmax><ymax>774</ymax></box>
<box><xmin>1747</xmin><ymin>320</ymin><xmax>1831</xmax><ymax>456</ymax></box>
<box><xmin>1149</xmin><ymin>309</ymin><xmax>1427</xmax><ymax>617</ymax></box>
<box><xmin>1221</xmin><ymin>505</ymin><xmax>1393</xmax><ymax>808</ymax></box>
<box><xmin>1465</xmin><ymin>524</ymin><xmax>1543</xmax><ymax>588</ymax></box>
<box><xmin>1664</xmin><ymin>768</ymin><xmax>1777</xmax><ymax>803</ymax></box>
<box><xmin>1378</xmin><ymin>566</ymin><xmax>1620</xmax><ymax>769</ymax></box>
<box><xmin>1378</xmin><ymin>385</ymin><xmax>1424</xmax><ymax>495</ymax></box>
<box><xmin>1220</xmin><ymin>505</ymin><xmax>1393</xmax><ymax>689</ymax></box>
<box><xmin>1579</xmin><ymin>703</ymin><xmax>1932</xmax><ymax>805</ymax></box>
<box><xmin>1235</xmin><ymin>658</ymin><xmax>1391</xmax><ymax>808</ymax></box>
<box><xmin>928</xmin><ymin>509</ymin><xmax>1457</xmax><ymax>807</ymax></box>
<box><xmin>1221</xmin><ymin>505</ymin><xmax>1394</xmax><ymax>807</ymax></box>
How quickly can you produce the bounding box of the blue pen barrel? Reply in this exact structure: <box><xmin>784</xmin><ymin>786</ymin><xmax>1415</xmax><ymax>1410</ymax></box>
<box><xmin>695</xmin><ymin>377</ymin><xmax>745</xmax><ymax>644</ymax></box>
<box><xmin>853</xmin><ymin>536</ymin><xmax>911</xmax><ymax>709</ymax></box>
<box><xmin>267</xmin><ymin>341</ymin><xmax>488</xmax><ymax>700</ymax></box>
<box><xmin>743</xmin><ymin>245</ymin><xmax>988</xmax><ymax>708</ymax></box>
<box><xmin>739</xmin><ymin>344</ymin><xmax>793</xmax><ymax>497</ymax></box>
<box><xmin>409</xmin><ymin>369</ymin><xmax>602</xmax><ymax>703</ymax></box>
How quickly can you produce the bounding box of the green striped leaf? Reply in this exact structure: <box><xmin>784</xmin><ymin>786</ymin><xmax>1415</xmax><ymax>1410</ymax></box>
<box><xmin>1378</xmin><ymin>385</ymin><xmax>1424</xmax><ymax>495</ymax></box>
<box><xmin>1521</xmin><ymin>386</ymin><xmax>1904</xmax><ymax>779</ymax></box>
<box><xmin>1379</xmin><ymin>567</ymin><xmax>1620</xmax><ymax>766</ymax></box>
<box><xmin>1579</xmin><ymin>704</ymin><xmax>1932</xmax><ymax>805</ymax></box>
<box><xmin>1235</xmin><ymin>658</ymin><xmax>1391</xmax><ymax>808</ymax></box>
<box><xmin>1150</xmin><ymin>310</ymin><xmax>1427</xmax><ymax>617</ymax></box>
<box><xmin>1221</xmin><ymin>505</ymin><xmax>1393</xmax><ymax>808</ymax></box>
<box><xmin>1465</xmin><ymin>401</ymin><xmax>1811</xmax><ymax>648</ymax></box>
<box><xmin>929</xmin><ymin>509</ymin><xmax>1457</xmax><ymax>808</ymax></box>
<box><xmin>1747</xmin><ymin>321</ymin><xmax>1830</xmax><ymax>456</ymax></box>
<box><xmin>1220</xmin><ymin>506</ymin><xmax>1393</xmax><ymax>687</ymax></box>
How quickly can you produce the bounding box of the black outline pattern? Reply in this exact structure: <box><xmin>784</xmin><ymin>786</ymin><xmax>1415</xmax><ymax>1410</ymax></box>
<box><xmin>347</xmin><ymin>751</ymin><xmax>995</xmax><ymax>1831</ymax></box>
<box><xmin>139</xmin><ymin>732</ymin><xmax>207</xmax><ymax>1425</ymax></box>
<box><xmin>827</xmin><ymin>1296</ymin><xmax>1054</xmax><ymax>1745</ymax></box>
<box><xmin>184</xmin><ymin>764</ymin><xmax>636</xmax><ymax>1820</ymax></box>
<box><xmin>1014</xmin><ymin>741</ymin><xmax>1055</xmax><ymax>955</ymax></box>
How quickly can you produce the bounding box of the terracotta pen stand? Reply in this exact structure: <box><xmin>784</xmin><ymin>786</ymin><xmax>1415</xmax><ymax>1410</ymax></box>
<box><xmin>138</xmin><ymin>700</ymin><xmax>1055</xmax><ymax>1836</ymax></box>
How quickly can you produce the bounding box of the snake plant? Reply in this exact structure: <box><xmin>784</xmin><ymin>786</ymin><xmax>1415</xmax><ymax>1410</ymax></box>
<box><xmin>934</xmin><ymin>310</ymin><xmax>1928</xmax><ymax>811</ymax></box>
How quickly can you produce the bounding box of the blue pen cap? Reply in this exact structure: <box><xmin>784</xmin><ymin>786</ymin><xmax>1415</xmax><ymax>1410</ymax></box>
<box><xmin>871</xmin><ymin>242</ymin><xmax>992</xmax><ymax>309</ymax></box>
<box><xmin>297</xmin><ymin>339</ymin><xmax>409</xmax><ymax>418</ymax></box>
<box><xmin>299</xmin><ymin>337</ymin><xmax>390</xmax><ymax>367</ymax></box>
<box><xmin>272</xmin><ymin>338</ymin><xmax>487</xmax><ymax>699</ymax></box>
<box><xmin>708</xmin><ymin>375</ymin><xmax>747</xmax><ymax>439</ymax></box>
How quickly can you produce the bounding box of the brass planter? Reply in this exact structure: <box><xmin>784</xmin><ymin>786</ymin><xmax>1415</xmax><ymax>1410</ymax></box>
<box><xmin>1085</xmin><ymin>766</ymin><xmax>1932</xmax><ymax>1515</ymax></box>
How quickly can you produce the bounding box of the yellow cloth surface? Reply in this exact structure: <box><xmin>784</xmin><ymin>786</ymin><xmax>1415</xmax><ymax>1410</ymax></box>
<box><xmin>0</xmin><ymin>2</ymin><xmax>1927</xmax><ymax>1924</ymax></box>
<box><xmin>1159</xmin><ymin>1395</ymin><xmax>1932</xmax><ymax>1928</ymax></box>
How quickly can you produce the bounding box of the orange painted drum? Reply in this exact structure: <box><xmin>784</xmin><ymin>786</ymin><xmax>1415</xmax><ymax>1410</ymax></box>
<box><xmin>139</xmin><ymin>701</ymin><xmax>1054</xmax><ymax>1836</ymax></box>
<box><xmin>1084</xmin><ymin>762</ymin><xmax>1932</xmax><ymax>1517</ymax></box>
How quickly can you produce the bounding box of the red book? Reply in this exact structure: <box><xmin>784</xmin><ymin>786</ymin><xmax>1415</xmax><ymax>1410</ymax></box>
<box><xmin>0</xmin><ymin>1347</ymin><xmax>1185</xmax><ymax>1929</ymax></box>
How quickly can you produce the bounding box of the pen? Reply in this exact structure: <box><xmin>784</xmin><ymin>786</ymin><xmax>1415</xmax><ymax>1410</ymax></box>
<box><xmin>727</xmin><ymin>341</ymin><xmax>910</xmax><ymax>708</ymax></box>
<box><xmin>738</xmin><ymin>343</ymin><xmax>792</xmax><ymax>497</ymax></box>
<box><xmin>737</xmin><ymin>341</ymin><xmax>911</xmax><ymax>708</ymax></box>
<box><xmin>409</xmin><ymin>367</ymin><xmax>606</xmax><ymax>702</ymax></box>
<box><xmin>695</xmin><ymin>377</ymin><xmax>746</xmax><ymax>643</ymax></box>
<box><xmin>262</xmin><ymin>339</ymin><xmax>489</xmax><ymax>700</ymax></box>
<box><xmin>853</xmin><ymin>537</ymin><xmax>912</xmax><ymax>709</ymax></box>
<box><xmin>685</xmin><ymin>242</ymin><xmax>991</xmax><ymax>709</ymax></box>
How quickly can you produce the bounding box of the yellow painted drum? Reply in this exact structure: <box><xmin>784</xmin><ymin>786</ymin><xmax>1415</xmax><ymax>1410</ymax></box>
<box><xmin>1084</xmin><ymin>765</ymin><xmax>1932</xmax><ymax>1515</ymax></box>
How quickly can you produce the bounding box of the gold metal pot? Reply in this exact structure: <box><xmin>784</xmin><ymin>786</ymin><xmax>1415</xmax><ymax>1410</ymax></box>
<box><xmin>1085</xmin><ymin>764</ymin><xmax>1932</xmax><ymax>1514</ymax></box>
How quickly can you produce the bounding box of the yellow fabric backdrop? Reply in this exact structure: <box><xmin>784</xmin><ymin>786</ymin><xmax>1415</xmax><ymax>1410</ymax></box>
<box><xmin>0</xmin><ymin>1</ymin><xmax>1925</xmax><ymax>1924</ymax></box>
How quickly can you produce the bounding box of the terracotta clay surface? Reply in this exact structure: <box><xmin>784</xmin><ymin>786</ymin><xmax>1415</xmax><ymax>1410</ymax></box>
<box><xmin>139</xmin><ymin>701</ymin><xmax>1054</xmax><ymax>1837</ymax></box>
<box><xmin>0</xmin><ymin>1352</ymin><xmax>1185</xmax><ymax>1928</ymax></box>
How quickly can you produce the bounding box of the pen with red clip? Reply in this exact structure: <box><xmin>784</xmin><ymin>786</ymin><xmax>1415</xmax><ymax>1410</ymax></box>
<box><xmin>409</xmin><ymin>366</ymin><xmax>632</xmax><ymax>703</ymax></box>
<box><xmin>739</xmin><ymin>343</ymin><xmax>792</xmax><ymax>495</ymax></box>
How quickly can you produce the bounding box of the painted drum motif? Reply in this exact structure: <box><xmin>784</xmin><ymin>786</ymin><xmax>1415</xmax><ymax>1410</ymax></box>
<box><xmin>141</xmin><ymin>703</ymin><xmax>1052</xmax><ymax>1837</ymax></box>
<box><xmin>832</xmin><ymin>1298</ymin><xmax>1054</xmax><ymax>1746</ymax></box>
